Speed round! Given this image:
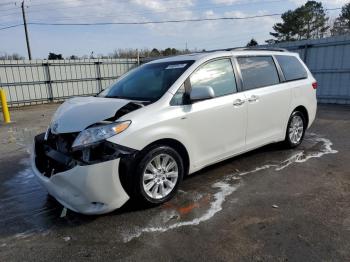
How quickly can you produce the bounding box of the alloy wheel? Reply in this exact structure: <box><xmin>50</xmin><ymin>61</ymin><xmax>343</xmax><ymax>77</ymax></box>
<box><xmin>142</xmin><ymin>153</ymin><xmax>179</xmax><ymax>200</ymax></box>
<box><xmin>288</xmin><ymin>114</ymin><xmax>304</xmax><ymax>144</ymax></box>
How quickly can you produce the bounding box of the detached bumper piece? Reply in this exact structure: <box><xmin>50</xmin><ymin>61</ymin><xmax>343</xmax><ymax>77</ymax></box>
<box><xmin>32</xmin><ymin>132</ymin><xmax>137</xmax><ymax>214</ymax></box>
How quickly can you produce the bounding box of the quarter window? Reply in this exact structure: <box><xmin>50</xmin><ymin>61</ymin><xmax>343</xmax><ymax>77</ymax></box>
<box><xmin>237</xmin><ymin>56</ymin><xmax>280</xmax><ymax>90</ymax></box>
<box><xmin>171</xmin><ymin>84</ymin><xmax>186</xmax><ymax>106</ymax></box>
<box><xmin>190</xmin><ymin>59</ymin><xmax>237</xmax><ymax>97</ymax></box>
<box><xmin>275</xmin><ymin>55</ymin><xmax>308</xmax><ymax>81</ymax></box>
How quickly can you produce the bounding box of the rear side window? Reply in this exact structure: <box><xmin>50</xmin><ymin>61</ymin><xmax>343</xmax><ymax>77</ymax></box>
<box><xmin>190</xmin><ymin>59</ymin><xmax>237</xmax><ymax>97</ymax></box>
<box><xmin>275</xmin><ymin>55</ymin><xmax>308</xmax><ymax>81</ymax></box>
<box><xmin>237</xmin><ymin>56</ymin><xmax>280</xmax><ymax>90</ymax></box>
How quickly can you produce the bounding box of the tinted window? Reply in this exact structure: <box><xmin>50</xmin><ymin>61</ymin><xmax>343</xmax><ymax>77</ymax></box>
<box><xmin>100</xmin><ymin>60</ymin><xmax>194</xmax><ymax>102</ymax></box>
<box><xmin>190</xmin><ymin>59</ymin><xmax>237</xmax><ymax>97</ymax></box>
<box><xmin>237</xmin><ymin>56</ymin><xmax>280</xmax><ymax>90</ymax></box>
<box><xmin>276</xmin><ymin>55</ymin><xmax>308</xmax><ymax>81</ymax></box>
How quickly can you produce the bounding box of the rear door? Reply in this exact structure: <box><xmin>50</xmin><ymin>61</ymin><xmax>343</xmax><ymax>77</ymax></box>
<box><xmin>235</xmin><ymin>55</ymin><xmax>292</xmax><ymax>149</ymax></box>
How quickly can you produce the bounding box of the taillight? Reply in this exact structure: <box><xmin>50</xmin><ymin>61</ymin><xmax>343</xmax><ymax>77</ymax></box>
<box><xmin>312</xmin><ymin>82</ymin><xmax>317</xmax><ymax>89</ymax></box>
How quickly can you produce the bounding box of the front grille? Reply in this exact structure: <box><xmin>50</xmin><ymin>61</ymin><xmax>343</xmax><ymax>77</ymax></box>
<box><xmin>34</xmin><ymin>133</ymin><xmax>78</xmax><ymax>177</ymax></box>
<box><xmin>46</xmin><ymin>130</ymin><xmax>78</xmax><ymax>154</ymax></box>
<box><xmin>34</xmin><ymin>130</ymin><xmax>131</xmax><ymax>178</ymax></box>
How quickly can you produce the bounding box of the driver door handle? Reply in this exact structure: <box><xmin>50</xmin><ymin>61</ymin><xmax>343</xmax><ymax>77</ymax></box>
<box><xmin>233</xmin><ymin>99</ymin><xmax>245</xmax><ymax>106</ymax></box>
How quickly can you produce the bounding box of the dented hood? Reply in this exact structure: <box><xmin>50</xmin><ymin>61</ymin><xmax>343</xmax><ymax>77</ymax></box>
<box><xmin>50</xmin><ymin>96</ymin><xmax>131</xmax><ymax>134</ymax></box>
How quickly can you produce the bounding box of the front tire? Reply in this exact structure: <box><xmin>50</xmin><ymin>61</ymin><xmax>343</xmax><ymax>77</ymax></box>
<box><xmin>284</xmin><ymin>111</ymin><xmax>306</xmax><ymax>148</ymax></box>
<box><xmin>134</xmin><ymin>145</ymin><xmax>184</xmax><ymax>206</ymax></box>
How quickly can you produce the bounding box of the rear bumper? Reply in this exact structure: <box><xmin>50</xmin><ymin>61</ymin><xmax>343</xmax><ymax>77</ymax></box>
<box><xmin>31</xmin><ymin>145</ymin><xmax>130</xmax><ymax>215</ymax></box>
<box><xmin>308</xmin><ymin>98</ymin><xmax>317</xmax><ymax>129</ymax></box>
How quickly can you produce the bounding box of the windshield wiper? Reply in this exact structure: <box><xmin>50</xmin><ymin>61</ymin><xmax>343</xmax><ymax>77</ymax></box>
<box><xmin>105</xmin><ymin>95</ymin><xmax>125</xmax><ymax>99</ymax></box>
<box><xmin>106</xmin><ymin>95</ymin><xmax>151</xmax><ymax>103</ymax></box>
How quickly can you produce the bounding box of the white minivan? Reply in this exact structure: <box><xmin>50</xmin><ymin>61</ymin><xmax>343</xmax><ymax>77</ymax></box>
<box><xmin>32</xmin><ymin>48</ymin><xmax>317</xmax><ymax>214</ymax></box>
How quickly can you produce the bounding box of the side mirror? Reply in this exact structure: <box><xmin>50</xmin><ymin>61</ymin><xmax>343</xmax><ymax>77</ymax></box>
<box><xmin>190</xmin><ymin>86</ymin><xmax>215</xmax><ymax>102</ymax></box>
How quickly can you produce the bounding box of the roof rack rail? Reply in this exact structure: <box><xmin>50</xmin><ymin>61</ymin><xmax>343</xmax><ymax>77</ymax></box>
<box><xmin>228</xmin><ymin>47</ymin><xmax>288</xmax><ymax>52</ymax></box>
<box><xmin>204</xmin><ymin>47</ymin><xmax>288</xmax><ymax>53</ymax></box>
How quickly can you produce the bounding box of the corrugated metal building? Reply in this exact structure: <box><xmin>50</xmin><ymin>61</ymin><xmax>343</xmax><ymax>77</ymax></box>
<box><xmin>263</xmin><ymin>35</ymin><xmax>350</xmax><ymax>104</ymax></box>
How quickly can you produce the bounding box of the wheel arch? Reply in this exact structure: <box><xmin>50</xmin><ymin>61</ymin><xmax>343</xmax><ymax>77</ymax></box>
<box><xmin>293</xmin><ymin>105</ymin><xmax>309</xmax><ymax>128</ymax></box>
<box><xmin>140</xmin><ymin>138</ymin><xmax>190</xmax><ymax>176</ymax></box>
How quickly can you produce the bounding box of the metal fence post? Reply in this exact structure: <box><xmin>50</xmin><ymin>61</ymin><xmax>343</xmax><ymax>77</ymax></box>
<box><xmin>303</xmin><ymin>44</ymin><xmax>312</xmax><ymax>64</ymax></box>
<box><xmin>95</xmin><ymin>61</ymin><xmax>102</xmax><ymax>92</ymax></box>
<box><xmin>43</xmin><ymin>62</ymin><xmax>53</xmax><ymax>101</ymax></box>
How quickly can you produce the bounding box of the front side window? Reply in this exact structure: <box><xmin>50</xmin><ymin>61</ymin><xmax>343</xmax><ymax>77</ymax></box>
<box><xmin>237</xmin><ymin>56</ymin><xmax>280</xmax><ymax>90</ymax></box>
<box><xmin>190</xmin><ymin>59</ymin><xmax>237</xmax><ymax>97</ymax></box>
<box><xmin>275</xmin><ymin>55</ymin><xmax>308</xmax><ymax>81</ymax></box>
<box><xmin>99</xmin><ymin>60</ymin><xmax>194</xmax><ymax>102</ymax></box>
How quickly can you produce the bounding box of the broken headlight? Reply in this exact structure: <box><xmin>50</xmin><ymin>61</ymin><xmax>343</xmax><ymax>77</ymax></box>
<box><xmin>72</xmin><ymin>121</ymin><xmax>131</xmax><ymax>150</ymax></box>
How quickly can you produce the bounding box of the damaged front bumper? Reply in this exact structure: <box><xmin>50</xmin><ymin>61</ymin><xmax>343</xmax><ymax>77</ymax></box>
<box><xmin>31</xmin><ymin>133</ymin><xmax>135</xmax><ymax>215</ymax></box>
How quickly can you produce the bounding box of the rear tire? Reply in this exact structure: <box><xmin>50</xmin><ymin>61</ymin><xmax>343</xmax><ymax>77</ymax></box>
<box><xmin>133</xmin><ymin>145</ymin><xmax>184</xmax><ymax>206</ymax></box>
<box><xmin>284</xmin><ymin>111</ymin><xmax>306</xmax><ymax>148</ymax></box>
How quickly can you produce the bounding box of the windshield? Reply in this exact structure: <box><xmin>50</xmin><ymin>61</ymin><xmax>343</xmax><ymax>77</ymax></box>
<box><xmin>99</xmin><ymin>60</ymin><xmax>194</xmax><ymax>102</ymax></box>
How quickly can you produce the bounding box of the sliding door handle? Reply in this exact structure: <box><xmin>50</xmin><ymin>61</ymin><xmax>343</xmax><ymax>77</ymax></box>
<box><xmin>247</xmin><ymin>95</ymin><xmax>259</xmax><ymax>102</ymax></box>
<box><xmin>233</xmin><ymin>99</ymin><xmax>245</xmax><ymax>106</ymax></box>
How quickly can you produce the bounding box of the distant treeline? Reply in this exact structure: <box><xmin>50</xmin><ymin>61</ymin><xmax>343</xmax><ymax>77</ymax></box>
<box><xmin>54</xmin><ymin>48</ymin><xmax>201</xmax><ymax>60</ymax></box>
<box><xmin>0</xmin><ymin>48</ymin><xmax>203</xmax><ymax>60</ymax></box>
<box><xmin>0</xmin><ymin>53</ymin><xmax>25</xmax><ymax>60</ymax></box>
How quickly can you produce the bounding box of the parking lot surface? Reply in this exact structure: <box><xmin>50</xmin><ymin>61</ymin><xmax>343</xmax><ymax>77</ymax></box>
<box><xmin>0</xmin><ymin>103</ymin><xmax>349</xmax><ymax>261</ymax></box>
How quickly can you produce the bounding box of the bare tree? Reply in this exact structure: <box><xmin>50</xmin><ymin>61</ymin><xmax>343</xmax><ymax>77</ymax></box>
<box><xmin>0</xmin><ymin>53</ymin><xmax>25</xmax><ymax>60</ymax></box>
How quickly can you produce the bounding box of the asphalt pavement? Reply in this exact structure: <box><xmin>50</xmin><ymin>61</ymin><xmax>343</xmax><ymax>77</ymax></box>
<box><xmin>0</xmin><ymin>103</ymin><xmax>349</xmax><ymax>261</ymax></box>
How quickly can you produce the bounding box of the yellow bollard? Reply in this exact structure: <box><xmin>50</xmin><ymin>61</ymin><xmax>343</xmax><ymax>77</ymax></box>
<box><xmin>0</xmin><ymin>89</ymin><xmax>11</xmax><ymax>123</ymax></box>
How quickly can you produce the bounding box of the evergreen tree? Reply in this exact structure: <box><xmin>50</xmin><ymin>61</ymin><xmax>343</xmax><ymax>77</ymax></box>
<box><xmin>270</xmin><ymin>1</ymin><xmax>329</xmax><ymax>42</ymax></box>
<box><xmin>246</xmin><ymin>38</ymin><xmax>258</xmax><ymax>47</ymax></box>
<box><xmin>331</xmin><ymin>3</ymin><xmax>350</xmax><ymax>36</ymax></box>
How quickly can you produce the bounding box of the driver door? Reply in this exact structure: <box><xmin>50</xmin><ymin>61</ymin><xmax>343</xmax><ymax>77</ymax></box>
<box><xmin>174</xmin><ymin>58</ymin><xmax>247</xmax><ymax>169</ymax></box>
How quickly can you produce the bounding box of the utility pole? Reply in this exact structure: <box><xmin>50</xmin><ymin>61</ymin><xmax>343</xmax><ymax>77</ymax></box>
<box><xmin>136</xmin><ymin>49</ymin><xmax>140</xmax><ymax>65</ymax></box>
<box><xmin>21</xmin><ymin>0</ymin><xmax>32</xmax><ymax>60</ymax></box>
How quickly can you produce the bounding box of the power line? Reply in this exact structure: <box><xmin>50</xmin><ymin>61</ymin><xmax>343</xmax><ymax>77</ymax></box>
<box><xmin>27</xmin><ymin>0</ymin><xmax>200</xmax><ymax>8</ymax></box>
<box><xmin>0</xmin><ymin>2</ymin><xmax>16</xmax><ymax>7</ymax></box>
<box><xmin>27</xmin><ymin>8</ymin><xmax>344</xmax><ymax>26</ymax></box>
<box><xmin>21</xmin><ymin>0</ymin><xmax>282</xmax><ymax>20</ymax></box>
<box><xmin>10</xmin><ymin>0</ymin><xmax>340</xmax><ymax>24</ymax></box>
<box><xmin>0</xmin><ymin>0</ymin><xmax>281</xmax><ymax>21</ymax></box>
<box><xmin>26</xmin><ymin>0</ymin><xmax>285</xmax><ymax>23</ymax></box>
<box><xmin>0</xmin><ymin>6</ymin><xmax>19</xmax><ymax>13</ymax></box>
<box><xmin>0</xmin><ymin>10</ymin><xmax>21</xmax><ymax>17</ymax></box>
<box><xmin>27</xmin><ymin>13</ymin><xmax>284</xmax><ymax>26</ymax></box>
<box><xmin>1</xmin><ymin>1</ymin><xmax>340</xmax><ymax>23</ymax></box>
<box><xmin>0</xmin><ymin>24</ymin><xmax>22</xmax><ymax>31</ymax></box>
<box><xmin>0</xmin><ymin>7</ymin><xmax>343</xmax><ymax>31</ymax></box>
<box><xmin>24</xmin><ymin>0</ymin><xmax>195</xmax><ymax>14</ymax></box>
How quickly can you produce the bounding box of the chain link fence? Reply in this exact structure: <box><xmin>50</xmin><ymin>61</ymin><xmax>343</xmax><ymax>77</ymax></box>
<box><xmin>0</xmin><ymin>58</ymin><xmax>139</xmax><ymax>107</ymax></box>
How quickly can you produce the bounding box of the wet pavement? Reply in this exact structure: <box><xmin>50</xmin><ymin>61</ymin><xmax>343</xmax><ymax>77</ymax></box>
<box><xmin>0</xmin><ymin>103</ymin><xmax>349</xmax><ymax>261</ymax></box>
